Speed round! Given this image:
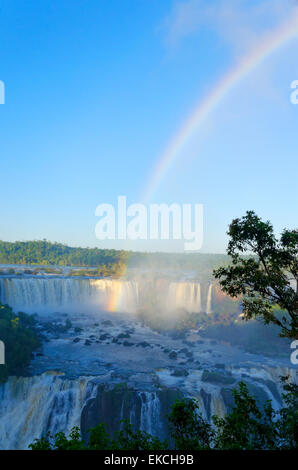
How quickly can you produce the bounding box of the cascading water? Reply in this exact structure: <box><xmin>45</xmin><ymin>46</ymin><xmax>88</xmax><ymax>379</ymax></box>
<box><xmin>138</xmin><ymin>391</ymin><xmax>161</xmax><ymax>435</ymax></box>
<box><xmin>0</xmin><ymin>372</ymin><xmax>96</xmax><ymax>450</ymax></box>
<box><xmin>206</xmin><ymin>284</ymin><xmax>213</xmax><ymax>314</ymax></box>
<box><xmin>0</xmin><ymin>277</ymin><xmax>214</xmax><ymax>315</ymax></box>
<box><xmin>0</xmin><ymin>278</ymin><xmax>139</xmax><ymax>315</ymax></box>
<box><xmin>167</xmin><ymin>282</ymin><xmax>202</xmax><ymax>313</ymax></box>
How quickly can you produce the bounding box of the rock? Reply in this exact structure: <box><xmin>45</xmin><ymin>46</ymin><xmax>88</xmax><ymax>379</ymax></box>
<box><xmin>117</xmin><ymin>333</ymin><xmax>131</xmax><ymax>339</ymax></box>
<box><xmin>85</xmin><ymin>339</ymin><xmax>92</xmax><ymax>346</ymax></box>
<box><xmin>171</xmin><ymin>368</ymin><xmax>189</xmax><ymax>377</ymax></box>
<box><xmin>179</xmin><ymin>348</ymin><xmax>189</xmax><ymax>354</ymax></box>
<box><xmin>73</xmin><ymin>337</ymin><xmax>81</xmax><ymax>343</ymax></box>
<box><xmin>169</xmin><ymin>351</ymin><xmax>178</xmax><ymax>360</ymax></box>
<box><xmin>136</xmin><ymin>341</ymin><xmax>151</xmax><ymax>348</ymax></box>
<box><xmin>99</xmin><ymin>334</ymin><xmax>110</xmax><ymax>341</ymax></box>
<box><xmin>102</xmin><ymin>320</ymin><xmax>113</xmax><ymax>327</ymax></box>
<box><xmin>123</xmin><ymin>341</ymin><xmax>134</xmax><ymax>347</ymax></box>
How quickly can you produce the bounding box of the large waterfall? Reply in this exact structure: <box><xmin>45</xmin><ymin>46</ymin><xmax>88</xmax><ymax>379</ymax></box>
<box><xmin>0</xmin><ymin>277</ymin><xmax>214</xmax><ymax>315</ymax></box>
<box><xmin>0</xmin><ymin>278</ymin><xmax>139</xmax><ymax>314</ymax></box>
<box><xmin>0</xmin><ymin>373</ymin><xmax>167</xmax><ymax>449</ymax></box>
<box><xmin>0</xmin><ymin>372</ymin><xmax>95</xmax><ymax>450</ymax></box>
<box><xmin>0</xmin><ymin>367</ymin><xmax>290</xmax><ymax>449</ymax></box>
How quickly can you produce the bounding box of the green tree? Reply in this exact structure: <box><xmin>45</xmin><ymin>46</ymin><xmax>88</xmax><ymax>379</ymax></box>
<box><xmin>168</xmin><ymin>398</ymin><xmax>214</xmax><ymax>450</ymax></box>
<box><xmin>213</xmin><ymin>211</ymin><xmax>298</xmax><ymax>338</ymax></box>
<box><xmin>0</xmin><ymin>304</ymin><xmax>40</xmax><ymax>382</ymax></box>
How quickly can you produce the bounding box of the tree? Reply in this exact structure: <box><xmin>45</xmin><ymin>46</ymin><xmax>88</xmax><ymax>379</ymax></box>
<box><xmin>29</xmin><ymin>379</ymin><xmax>298</xmax><ymax>450</ymax></box>
<box><xmin>0</xmin><ymin>304</ymin><xmax>40</xmax><ymax>382</ymax></box>
<box><xmin>213</xmin><ymin>211</ymin><xmax>298</xmax><ymax>339</ymax></box>
<box><xmin>168</xmin><ymin>398</ymin><xmax>214</xmax><ymax>450</ymax></box>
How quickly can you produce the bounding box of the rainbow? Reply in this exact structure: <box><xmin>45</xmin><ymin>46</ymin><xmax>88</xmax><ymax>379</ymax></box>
<box><xmin>106</xmin><ymin>279</ymin><xmax>124</xmax><ymax>313</ymax></box>
<box><xmin>107</xmin><ymin>12</ymin><xmax>298</xmax><ymax>313</ymax></box>
<box><xmin>143</xmin><ymin>11</ymin><xmax>298</xmax><ymax>202</ymax></box>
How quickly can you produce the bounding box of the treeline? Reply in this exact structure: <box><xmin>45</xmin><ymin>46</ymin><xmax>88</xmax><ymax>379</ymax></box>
<box><xmin>30</xmin><ymin>379</ymin><xmax>298</xmax><ymax>450</ymax></box>
<box><xmin>0</xmin><ymin>304</ymin><xmax>40</xmax><ymax>382</ymax></box>
<box><xmin>0</xmin><ymin>240</ymin><xmax>229</xmax><ymax>273</ymax></box>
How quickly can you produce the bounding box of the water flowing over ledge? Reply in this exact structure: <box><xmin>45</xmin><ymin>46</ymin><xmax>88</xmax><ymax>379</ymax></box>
<box><xmin>0</xmin><ymin>277</ymin><xmax>214</xmax><ymax>315</ymax></box>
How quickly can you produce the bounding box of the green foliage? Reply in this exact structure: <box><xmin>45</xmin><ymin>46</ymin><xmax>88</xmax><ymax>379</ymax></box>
<box><xmin>29</xmin><ymin>379</ymin><xmax>298</xmax><ymax>451</ymax></box>
<box><xmin>0</xmin><ymin>239</ymin><xmax>228</xmax><ymax>274</ymax></box>
<box><xmin>168</xmin><ymin>399</ymin><xmax>214</xmax><ymax>450</ymax></box>
<box><xmin>30</xmin><ymin>421</ymin><xmax>168</xmax><ymax>451</ymax></box>
<box><xmin>213</xmin><ymin>382</ymin><xmax>277</xmax><ymax>449</ymax></box>
<box><xmin>0</xmin><ymin>304</ymin><xmax>40</xmax><ymax>382</ymax></box>
<box><xmin>213</xmin><ymin>211</ymin><xmax>298</xmax><ymax>339</ymax></box>
<box><xmin>276</xmin><ymin>378</ymin><xmax>298</xmax><ymax>449</ymax></box>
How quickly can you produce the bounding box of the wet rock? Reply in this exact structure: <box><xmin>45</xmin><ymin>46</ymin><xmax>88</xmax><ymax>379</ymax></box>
<box><xmin>99</xmin><ymin>333</ymin><xmax>110</xmax><ymax>341</ymax></box>
<box><xmin>169</xmin><ymin>351</ymin><xmax>178</xmax><ymax>360</ymax></box>
<box><xmin>171</xmin><ymin>368</ymin><xmax>189</xmax><ymax>377</ymax></box>
<box><xmin>73</xmin><ymin>337</ymin><xmax>81</xmax><ymax>343</ymax></box>
<box><xmin>179</xmin><ymin>348</ymin><xmax>189</xmax><ymax>354</ymax></box>
<box><xmin>117</xmin><ymin>333</ymin><xmax>130</xmax><ymax>339</ymax></box>
<box><xmin>136</xmin><ymin>341</ymin><xmax>151</xmax><ymax>348</ymax></box>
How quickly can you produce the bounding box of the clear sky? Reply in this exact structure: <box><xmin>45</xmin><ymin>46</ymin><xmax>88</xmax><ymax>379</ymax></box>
<box><xmin>0</xmin><ymin>0</ymin><xmax>297</xmax><ymax>253</ymax></box>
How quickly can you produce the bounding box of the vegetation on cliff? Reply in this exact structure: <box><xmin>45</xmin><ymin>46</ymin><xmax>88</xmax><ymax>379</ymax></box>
<box><xmin>29</xmin><ymin>379</ymin><xmax>297</xmax><ymax>450</ymax></box>
<box><xmin>0</xmin><ymin>304</ymin><xmax>40</xmax><ymax>382</ymax></box>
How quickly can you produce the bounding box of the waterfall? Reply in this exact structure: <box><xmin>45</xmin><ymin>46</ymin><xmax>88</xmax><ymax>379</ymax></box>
<box><xmin>0</xmin><ymin>372</ymin><xmax>95</xmax><ymax>450</ymax></box>
<box><xmin>206</xmin><ymin>284</ymin><xmax>213</xmax><ymax>314</ymax></box>
<box><xmin>138</xmin><ymin>391</ymin><xmax>161</xmax><ymax>436</ymax></box>
<box><xmin>0</xmin><ymin>278</ymin><xmax>139</xmax><ymax>315</ymax></box>
<box><xmin>0</xmin><ymin>276</ymin><xmax>214</xmax><ymax>316</ymax></box>
<box><xmin>167</xmin><ymin>282</ymin><xmax>202</xmax><ymax>313</ymax></box>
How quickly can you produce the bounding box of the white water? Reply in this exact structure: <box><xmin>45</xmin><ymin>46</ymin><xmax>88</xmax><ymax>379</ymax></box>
<box><xmin>0</xmin><ymin>374</ymin><xmax>164</xmax><ymax>449</ymax></box>
<box><xmin>167</xmin><ymin>282</ymin><xmax>202</xmax><ymax>313</ymax></box>
<box><xmin>0</xmin><ymin>278</ymin><xmax>139</xmax><ymax>314</ymax></box>
<box><xmin>138</xmin><ymin>391</ymin><xmax>161</xmax><ymax>435</ymax></box>
<box><xmin>0</xmin><ymin>372</ymin><xmax>94</xmax><ymax>450</ymax></box>
<box><xmin>0</xmin><ymin>277</ymin><xmax>214</xmax><ymax>314</ymax></box>
<box><xmin>206</xmin><ymin>284</ymin><xmax>213</xmax><ymax>314</ymax></box>
<box><xmin>0</xmin><ymin>367</ymin><xmax>294</xmax><ymax>449</ymax></box>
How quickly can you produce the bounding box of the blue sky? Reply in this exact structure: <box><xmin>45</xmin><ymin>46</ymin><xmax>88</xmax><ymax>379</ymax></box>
<box><xmin>0</xmin><ymin>0</ymin><xmax>297</xmax><ymax>253</ymax></box>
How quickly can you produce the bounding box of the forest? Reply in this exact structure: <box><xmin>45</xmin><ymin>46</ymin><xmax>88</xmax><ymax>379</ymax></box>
<box><xmin>0</xmin><ymin>239</ymin><xmax>229</xmax><ymax>274</ymax></box>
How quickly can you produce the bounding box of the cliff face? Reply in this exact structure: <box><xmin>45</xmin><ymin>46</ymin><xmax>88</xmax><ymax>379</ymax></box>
<box><xmin>80</xmin><ymin>384</ymin><xmax>183</xmax><ymax>442</ymax></box>
<box><xmin>0</xmin><ymin>365</ymin><xmax>295</xmax><ymax>449</ymax></box>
